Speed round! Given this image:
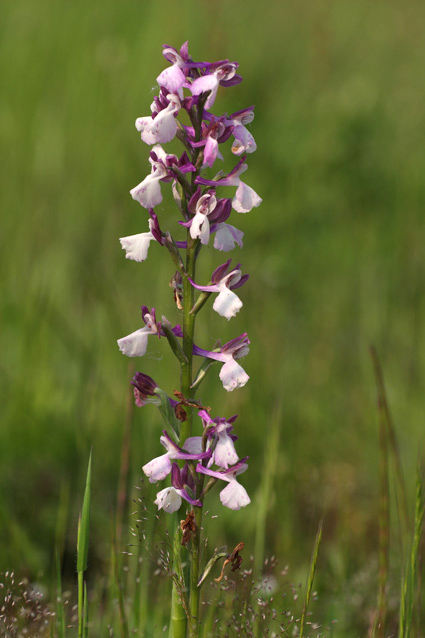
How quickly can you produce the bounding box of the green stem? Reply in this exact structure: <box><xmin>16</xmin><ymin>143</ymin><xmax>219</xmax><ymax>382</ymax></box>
<box><xmin>77</xmin><ymin>571</ymin><xmax>84</xmax><ymax>638</ymax></box>
<box><xmin>171</xmin><ymin>237</ymin><xmax>198</xmax><ymax>638</ymax></box>
<box><xmin>171</xmin><ymin>101</ymin><xmax>205</xmax><ymax>638</ymax></box>
<box><xmin>189</xmin><ymin>493</ymin><xmax>204</xmax><ymax>637</ymax></box>
<box><xmin>169</xmin><ymin>516</ymin><xmax>188</xmax><ymax>638</ymax></box>
<box><xmin>180</xmin><ymin>237</ymin><xmax>197</xmax><ymax>443</ymax></box>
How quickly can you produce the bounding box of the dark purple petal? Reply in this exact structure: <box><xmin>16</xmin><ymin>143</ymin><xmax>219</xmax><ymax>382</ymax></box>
<box><xmin>220</xmin><ymin>74</ymin><xmax>243</xmax><ymax>87</ymax></box>
<box><xmin>221</xmin><ymin>333</ymin><xmax>249</xmax><ymax>354</ymax></box>
<box><xmin>171</xmin><ymin>461</ymin><xmax>182</xmax><ymax>488</ymax></box>
<box><xmin>230</xmin><ymin>273</ymin><xmax>249</xmax><ymax>290</ymax></box>
<box><xmin>208</xmin><ymin>198</ymin><xmax>232</xmax><ymax>223</ymax></box>
<box><xmin>178</xmin><ymin>160</ymin><xmax>197</xmax><ymax>174</ymax></box>
<box><xmin>141</xmin><ymin>306</ymin><xmax>156</xmax><ymax>325</ymax></box>
<box><xmin>131</xmin><ymin>372</ymin><xmax>158</xmax><ymax>397</ymax></box>
<box><xmin>188</xmin><ymin>186</ymin><xmax>202</xmax><ymax>214</ymax></box>
<box><xmin>217</xmin><ymin>127</ymin><xmax>233</xmax><ymax>144</ymax></box>
<box><xmin>198</xmin><ymin>409</ymin><xmax>214</xmax><ymax>425</ymax></box>
<box><xmin>171</xmin><ymin>324</ymin><xmax>183</xmax><ymax>338</ymax></box>
<box><xmin>148</xmin><ymin>210</ymin><xmax>163</xmax><ymax>245</ymax></box>
<box><xmin>211</xmin><ymin>259</ymin><xmax>232</xmax><ymax>283</ymax></box>
<box><xmin>229</xmin><ymin>106</ymin><xmax>255</xmax><ymax>120</ymax></box>
<box><xmin>179</xmin><ymin>41</ymin><xmax>189</xmax><ymax>60</ymax></box>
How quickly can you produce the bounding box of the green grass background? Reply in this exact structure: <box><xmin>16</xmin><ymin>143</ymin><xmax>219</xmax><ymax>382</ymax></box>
<box><xmin>1</xmin><ymin>0</ymin><xmax>425</xmax><ymax>634</ymax></box>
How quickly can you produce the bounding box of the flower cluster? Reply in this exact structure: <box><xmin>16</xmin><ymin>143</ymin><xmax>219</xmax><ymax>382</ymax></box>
<box><xmin>118</xmin><ymin>42</ymin><xmax>261</xmax><ymax>513</ymax></box>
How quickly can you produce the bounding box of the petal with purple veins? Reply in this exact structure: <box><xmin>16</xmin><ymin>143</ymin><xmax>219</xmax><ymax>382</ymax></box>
<box><xmin>213</xmin><ymin>286</ymin><xmax>243</xmax><ymax>320</ymax></box>
<box><xmin>213</xmin><ymin>223</ymin><xmax>244</xmax><ymax>251</ymax></box>
<box><xmin>117</xmin><ymin>327</ymin><xmax>152</xmax><ymax>357</ymax></box>
<box><xmin>219</xmin><ymin>358</ymin><xmax>249</xmax><ymax>391</ymax></box>
<box><xmin>154</xmin><ymin>487</ymin><xmax>182</xmax><ymax>513</ymax></box>
<box><xmin>219</xmin><ymin>480</ymin><xmax>251</xmax><ymax>510</ymax></box>
<box><xmin>232</xmin><ymin>181</ymin><xmax>262</xmax><ymax>213</ymax></box>
<box><xmin>142</xmin><ymin>454</ymin><xmax>172</xmax><ymax>483</ymax></box>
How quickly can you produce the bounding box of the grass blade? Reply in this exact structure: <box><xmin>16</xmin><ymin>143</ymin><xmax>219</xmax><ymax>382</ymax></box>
<box><xmin>254</xmin><ymin>401</ymin><xmax>282</xmax><ymax>575</ymax></box>
<box><xmin>399</xmin><ymin>467</ymin><xmax>425</xmax><ymax>638</ymax></box>
<box><xmin>299</xmin><ymin>518</ymin><xmax>323</xmax><ymax>638</ymax></box>
<box><xmin>77</xmin><ymin>450</ymin><xmax>92</xmax><ymax>574</ymax></box>
<box><xmin>83</xmin><ymin>582</ymin><xmax>89</xmax><ymax>638</ymax></box>
<box><xmin>55</xmin><ymin>550</ymin><xmax>66</xmax><ymax>638</ymax></box>
<box><xmin>77</xmin><ymin>450</ymin><xmax>92</xmax><ymax>638</ymax></box>
<box><xmin>370</xmin><ymin>347</ymin><xmax>409</xmax><ymax>544</ymax></box>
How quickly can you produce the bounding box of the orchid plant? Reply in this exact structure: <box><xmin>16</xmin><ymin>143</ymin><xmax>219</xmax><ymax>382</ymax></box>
<box><xmin>118</xmin><ymin>42</ymin><xmax>261</xmax><ymax>638</ymax></box>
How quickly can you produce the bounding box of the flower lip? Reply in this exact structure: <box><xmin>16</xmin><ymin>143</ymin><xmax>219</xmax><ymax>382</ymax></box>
<box><xmin>211</xmin><ymin>222</ymin><xmax>244</xmax><ymax>252</ymax></box>
<box><xmin>195</xmin><ymin>458</ymin><xmax>250</xmax><ymax>509</ymax></box>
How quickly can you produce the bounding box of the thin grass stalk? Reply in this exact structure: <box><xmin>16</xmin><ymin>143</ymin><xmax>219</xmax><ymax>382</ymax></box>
<box><xmin>83</xmin><ymin>583</ymin><xmax>89</xmax><ymax>638</ymax></box>
<box><xmin>112</xmin><ymin>521</ymin><xmax>129</xmax><ymax>638</ymax></box>
<box><xmin>299</xmin><ymin>518</ymin><xmax>323</xmax><ymax>638</ymax></box>
<box><xmin>55</xmin><ymin>480</ymin><xmax>70</xmax><ymax>567</ymax></box>
<box><xmin>116</xmin><ymin>363</ymin><xmax>135</xmax><ymax>545</ymax></box>
<box><xmin>55</xmin><ymin>550</ymin><xmax>66</xmax><ymax>638</ymax></box>
<box><xmin>133</xmin><ymin>539</ymin><xmax>147</xmax><ymax>634</ymax></box>
<box><xmin>78</xmin><ymin>570</ymin><xmax>84</xmax><ymax>638</ymax></box>
<box><xmin>133</xmin><ymin>483</ymin><xmax>157</xmax><ymax>635</ymax></box>
<box><xmin>202</xmin><ymin>601</ymin><xmax>216</xmax><ymax>638</ymax></box>
<box><xmin>398</xmin><ymin>468</ymin><xmax>425</xmax><ymax>638</ymax></box>
<box><xmin>254</xmin><ymin>402</ymin><xmax>282</xmax><ymax>574</ymax></box>
<box><xmin>370</xmin><ymin>350</ymin><xmax>390</xmax><ymax>638</ymax></box>
<box><xmin>77</xmin><ymin>451</ymin><xmax>92</xmax><ymax>638</ymax></box>
<box><xmin>370</xmin><ymin>347</ymin><xmax>409</xmax><ymax>546</ymax></box>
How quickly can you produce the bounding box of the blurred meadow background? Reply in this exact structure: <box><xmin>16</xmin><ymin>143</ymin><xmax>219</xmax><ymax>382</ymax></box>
<box><xmin>1</xmin><ymin>0</ymin><xmax>425</xmax><ymax>635</ymax></box>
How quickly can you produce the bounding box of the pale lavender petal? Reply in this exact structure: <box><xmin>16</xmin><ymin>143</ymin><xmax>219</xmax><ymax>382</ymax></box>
<box><xmin>117</xmin><ymin>327</ymin><xmax>151</xmax><ymax>357</ymax></box>
<box><xmin>219</xmin><ymin>480</ymin><xmax>250</xmax><ymax>510</ymax></box>
<box><xmin>213</xmin><ymin>223</ymin><xmax>244</xmax><ymax>251</ymax></box>
<box><xmin>183</xmin><ymin>437</ymin><xmax>204</xmax><ymax>455</ymax></box>
<box><xmin>154</xmin><ymin>486</ymin><xmax>182</xmax><ymax>513</ymax></box>
<box><xmin>213</xmin><ymin>287</ymin><xmax>243</xmax><ymax>320</ymax></box>
<box><xmin>219</xmin><ymin>358</ymin><xmax>249</xmax><ymax>391</ymax></box>
<box><xmin>214</xmin><ymin>432</ymin><xmax>239</xmax><ymax>469</ymax></box>
<box><xmin>191</xmin><ymin>74</ymin><xmax>218</xmax><ymax>98</ymax></box>
<box><xmin>156</xmin><ymin>64</ymin><xmax>186</xmax><ymax>93</ymax></box>
<box><xmin>136</xmin><ymin>108</ymin><xmax>178</xmax><ymax>145</ymax></box>
<box><xmin>229</xmin><ymin>107</ymin><xmax>255</xmax><ymax>125</ymax></box>
<box><xmin>232</xmin><ymin>181</ymin><xmax>262</xmax><ymax>213</ymax></box>
<box><xmin>142</xmin><ymin>453</ymin><xmax>172</xmax><ymax>483</ymax></box>
<box><xmin>130</xmin><ymin>173</ymin><xmax>163</xmax><ymax>209</ymax></box>
<box><xmin>231</xmin><ymin>125</ymin><xmax>257</xmax><ymax>155</ymax></box>
<box><xmin>119</xmin><ymin>229</ymin><xmax>154</xmax><ymax>262</ymax></box>
<box><xmin>203</xmin><ymin>136</ymin><xmax>219</xmax><ymax>168</ymax></box>
<box><xmin>190</xmin><ymin>211</ymin><xmax>210</xmax><ymax>245</ymax></box>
